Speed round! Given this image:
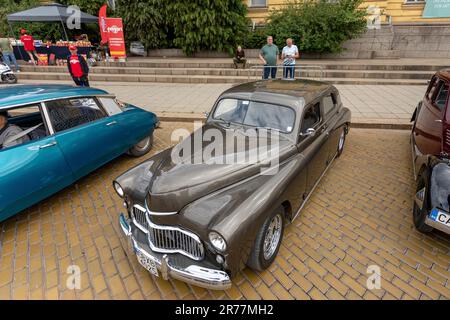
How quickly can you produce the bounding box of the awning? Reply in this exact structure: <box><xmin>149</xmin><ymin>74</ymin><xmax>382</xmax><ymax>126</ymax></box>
<box><xmin>7</xmin><ymin>3</ymin><xmax>98</xmax><ymax>23</ymax></box>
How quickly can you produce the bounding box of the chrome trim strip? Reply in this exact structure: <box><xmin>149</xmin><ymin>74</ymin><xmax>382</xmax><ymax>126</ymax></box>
<box><xmin>0</xmin><ymin>94</ymin><xmax>116</xmax><ymax>110</ymax></box>
<box><xmin>292</xmin><ymin>153</ymin><xmax>337</xmax><ymax>221</ymax></box>
<box><xmin>119</xmin><ymin>214</ymin><xmax>231</xmax><ymax>290</ymax></box>
<box><xmin>145</xmin><ymin>200</ymin><xmax>177</xmax><ymax>216</ymax></box>
<box><xmin>40</xmin><ymin>101</ymin><xmax>55</xmax><ymax>135</ymax></box>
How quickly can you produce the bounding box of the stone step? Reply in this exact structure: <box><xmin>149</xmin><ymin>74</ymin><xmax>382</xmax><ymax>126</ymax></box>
<box><xmin>18</xmin><ymin>66</ymin><xmax>434</xmax><ymax>80</ymax></box>
<box><xmin>17</xmin><ymin>71</ymin><xmax>428</xmax><ymax>85</ymax></box>
<box><xmin>20</xmin><ymin>62</ymin><xmax>446</xmax><ymax>73</ymax></box>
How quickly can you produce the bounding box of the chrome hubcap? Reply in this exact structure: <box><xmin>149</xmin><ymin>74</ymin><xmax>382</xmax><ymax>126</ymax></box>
<box><xmin>263</xmin><ymin>214</ymin><xmax>282</xmax><ymax>260</ymax></box>
<box><xmin>338</xmin><ymin>131</ymin><xmax>345</xmax><ymax>151</ymax></box>
<box><xmin>135</xmin><ymin>136</ymin><xmax>150</xmax><ymax>151</ymax></box>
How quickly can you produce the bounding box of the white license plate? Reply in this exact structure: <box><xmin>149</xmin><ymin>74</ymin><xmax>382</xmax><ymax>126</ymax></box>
<box><xmin>430</xmin><ymin>208</ymin><xmax>450</xmax><ymax>227</ymax></box>
<box><xmin>137</xmin><ymin>252</ymin><xmax>159</xmax><ymax>277</ymax></box>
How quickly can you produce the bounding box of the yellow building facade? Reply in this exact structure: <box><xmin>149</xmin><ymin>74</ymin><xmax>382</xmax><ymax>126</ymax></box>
<box><xmin>245</xmin><ymin>0</ymin><xmax>450</xmax><ymax>24</ymax></box>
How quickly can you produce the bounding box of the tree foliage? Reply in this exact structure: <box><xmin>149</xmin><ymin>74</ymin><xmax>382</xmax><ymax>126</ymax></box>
<box><xmin>117</xmin><ymin>0</ymin><xmax>249</xmax><ymax>55</ymax></box>
<box><xmin>266</xmin><ymin>0</ymin><xmax>367</xmax><ymax>53</ymax></box>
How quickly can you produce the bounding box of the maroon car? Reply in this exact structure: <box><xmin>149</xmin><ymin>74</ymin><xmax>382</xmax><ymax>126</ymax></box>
<box><xmin>411</xmin><ymin>69</ymin><xmax>450</xmax><ymax>235</ymax></box>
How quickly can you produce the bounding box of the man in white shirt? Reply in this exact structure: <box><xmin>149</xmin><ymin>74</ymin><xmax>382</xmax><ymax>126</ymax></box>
<box><xmin>0</xmin><ymin>111</ymin><xmax>29</xmax><ymax>149</ymax></box>
<box><xmin>281</xmin><ymin>38</ymin><xmax>299</xmax><ymax>79</ymax></box>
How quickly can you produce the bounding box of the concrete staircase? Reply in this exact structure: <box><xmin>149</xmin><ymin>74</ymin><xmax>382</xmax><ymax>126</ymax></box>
<box><xmin>17</xmin><ymin>58</ymin><xmax>446</xmax><ymax>85</ymax></box>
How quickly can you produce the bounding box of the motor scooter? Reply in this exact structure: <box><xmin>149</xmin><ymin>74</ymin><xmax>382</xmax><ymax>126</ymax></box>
<box><xmin>0</xmin><ymin>62</ymin><xmax>17</xmax><ymax>84</ymax></box>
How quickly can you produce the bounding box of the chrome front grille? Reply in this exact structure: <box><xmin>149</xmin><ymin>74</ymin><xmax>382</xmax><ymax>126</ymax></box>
<box><xmin>131</xmin><ymin>205</ymin><xmax>204</xmax><ymax>260</ymax></box>
<box><xmin>132</xmin><ymin>205</ymin><xmax>149</xmax><ymax>231</ymax></box>
<box><xmin>446</xmin><ymin>128</ymin><xmax>450</xmax><ymax>147</ymax></box>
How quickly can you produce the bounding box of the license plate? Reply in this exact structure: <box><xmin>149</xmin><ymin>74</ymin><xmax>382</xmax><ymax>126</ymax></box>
<box><xmin>137</xmin><ymin>252</ymin><xmax>159</xmax><ymax>277</ymax></box>
<box><xmin>430</xmin><ymin>208</ymin><xmax>450</xmax><ymax>227</ymax></box>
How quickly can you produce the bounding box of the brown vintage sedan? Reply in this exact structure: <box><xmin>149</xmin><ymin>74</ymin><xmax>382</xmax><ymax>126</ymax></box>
<box><xmin>411</xmin><ymin>69</ymin><xmax>450</xmax><ymax>235</ymax></box>
<box><xmin>114</xmin><ymin>79</ymin><xmax>351</xmax><ymax>290</ymax></box>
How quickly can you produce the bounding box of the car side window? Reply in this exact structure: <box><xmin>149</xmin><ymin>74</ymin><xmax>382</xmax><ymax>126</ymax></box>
<box><xmin>322</xmin><ymin>94</ymin><xmax>336</xmax><ymax>116</ymax></box>
<box><xmin>0</xmin><ymin>104</ymin><xmax>49</xmax><ymax>151</ymax></box>
<box><xmin>98</xmin><ymin>97</ymin><xmax>123</xmax><ymax>116</ymax></box>
<box><xmin>433</xmin><ymin>82</ymin><xmax>449</xmax><ymax>111</ymax></box>
<box><xmin>46</xmin><ymin>98</ymin><xmax>107</xmax><ymax>133</ymax></box>
<box><xmin>301</xmin><ymin>103</ymin><xmax>321</xmax><ymax>133</ymax></box>
<box><xmin>427</xmin><ymin>77</ymin><xmax>440</xmax><ymax>101</ymax></box>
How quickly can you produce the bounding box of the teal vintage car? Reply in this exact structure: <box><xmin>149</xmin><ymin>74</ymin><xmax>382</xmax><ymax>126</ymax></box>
<box><xmin>0</xmin><ymin>84</ymin><xmax>158</xmax><ymax>222</ymax></box>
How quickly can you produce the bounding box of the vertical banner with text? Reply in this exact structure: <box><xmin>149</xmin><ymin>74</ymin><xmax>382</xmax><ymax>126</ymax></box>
<box><xmin>106</xmin><ymin>18</ymin><xmax>126</xmax><ymax>58</ymax></box>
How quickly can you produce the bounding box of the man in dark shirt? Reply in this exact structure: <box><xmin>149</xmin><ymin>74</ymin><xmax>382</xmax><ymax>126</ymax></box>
<box><xmin>233</xmin><ymin>46</ymin><xmax>246</xmax><ymax>69</ymax></box>
<box><xmin>67</xmin><ymin>45</ymin><xmax>90</xmax><ymax>87</ymax></box>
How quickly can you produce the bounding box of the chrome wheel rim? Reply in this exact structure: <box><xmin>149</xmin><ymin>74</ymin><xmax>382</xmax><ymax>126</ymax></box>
<box><xmin>338</xmin><ymin>131</ymin><xmax>345</xmax><ymax>151</ymax></box>
<box><xmin>263</xmin><ymin>214</ymin><xmax>282</xmax><ymax>260</ymax></box>
<box><xmin>135</xmin><ymin>136</ymin><xmax>150</xmax><ymax>151</ymax></box>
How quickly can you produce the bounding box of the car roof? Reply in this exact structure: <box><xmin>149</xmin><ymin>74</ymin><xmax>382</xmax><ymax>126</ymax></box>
<box><xmin>437</xmin><ymin>69</ymin><xmax>450</xmax><ymax>82</ymax></box>
<box><xmin>219</xmin><ymin>79</ymin><xmax>334</xmax><ymax>109</ymax></box>
<box><xmin>0</xmin><ymin>84</ymin><xmax>109</xmax><ymax>109</ymax></box>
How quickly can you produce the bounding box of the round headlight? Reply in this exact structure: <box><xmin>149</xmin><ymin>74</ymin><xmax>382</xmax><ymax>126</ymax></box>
<box><xmin>113</xmin><ymin>181</ymin><xmax>124</xmax><ymax>198</ymax></box>
<box><xmin>209</xmin><ymin>232</ymin><xmax>227</xmax><ymax>252</ymax></box>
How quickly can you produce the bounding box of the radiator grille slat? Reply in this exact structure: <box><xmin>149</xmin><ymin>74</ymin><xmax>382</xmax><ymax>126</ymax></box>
<box><xmin>131</xmin><ymin>205</ymin><xmax>204</xmax><ymax>260</ymax></box>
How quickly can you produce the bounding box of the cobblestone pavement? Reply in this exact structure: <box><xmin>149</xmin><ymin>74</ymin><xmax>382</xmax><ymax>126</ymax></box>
<box><xmin>11</xmin><ymin>80</ymin><xmax>426</xmax><ymax>123</ymax></box>
<box><xmin>0</xmin><ymin>124</ymin><xmax>448</xmax><ymax>300</ymax></box>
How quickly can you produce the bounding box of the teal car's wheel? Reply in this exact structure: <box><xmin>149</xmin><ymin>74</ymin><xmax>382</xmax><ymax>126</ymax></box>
<box><xmin>128</xmin><ymin>134</ymin><xmax>153</xmax><ymax>157</ymax></box>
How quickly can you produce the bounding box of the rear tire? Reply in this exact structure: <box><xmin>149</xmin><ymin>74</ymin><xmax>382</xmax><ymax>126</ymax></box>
<box><xmin>247</xmin><ymin>206</ymin><xmax>285</xmax><ymax>272</ymax></box>
<box><xmin>413</xmin><ymin>168</ymin><xmax>433</xmax><ymax>233</ymax></box>
<box><xmin>128</xmin><ymin>134</ymin><xmax>153</xmax><ymax>157</ymax></box>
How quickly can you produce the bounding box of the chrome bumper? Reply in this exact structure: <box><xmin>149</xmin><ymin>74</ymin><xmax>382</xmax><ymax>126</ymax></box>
<box><xmin>425</xmin><ymin>216</ymin><xmax>450</xmax><ymax>235</ymax></box>
<box><xmin>119</xmin><ymin>213</ymin><xmax>232</xmax><ymax>290</ymax></box>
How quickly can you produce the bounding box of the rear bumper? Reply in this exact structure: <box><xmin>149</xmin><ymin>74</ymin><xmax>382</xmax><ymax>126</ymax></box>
<box><xmin>119</xmin><ymin>213</ymin><xmax>232</xmax><ymax>290</ymax></box>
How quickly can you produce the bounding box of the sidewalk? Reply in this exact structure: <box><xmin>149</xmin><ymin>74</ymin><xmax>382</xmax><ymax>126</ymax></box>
<box><xmin>8</xmin><ymin>80</ymin><xmax>426</xmax><ymax>127</ymax></box>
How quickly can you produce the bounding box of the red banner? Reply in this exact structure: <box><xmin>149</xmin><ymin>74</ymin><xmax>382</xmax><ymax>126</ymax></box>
<box><xmin>98</xmin><ymin>5</ymin><xmax>108</xmax><ymax>45</ymax></box>
<box><xmin>105</xmin><ymin>18</ymin><xmax>126</xmax><ymax>58</ymax></box>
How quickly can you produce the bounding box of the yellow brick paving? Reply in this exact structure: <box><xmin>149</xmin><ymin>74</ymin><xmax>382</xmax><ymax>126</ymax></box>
<box><xmin>0</xmin><ymin>123</ymin><xmax>449</xmax><ymax>300</ymax></box>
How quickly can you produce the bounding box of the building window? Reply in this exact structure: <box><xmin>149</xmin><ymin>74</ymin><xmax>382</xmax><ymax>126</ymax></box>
<box><xmin>249</xmin><ymin>0</ymin><xmax>267</xmax><ymax>8</ymax></box>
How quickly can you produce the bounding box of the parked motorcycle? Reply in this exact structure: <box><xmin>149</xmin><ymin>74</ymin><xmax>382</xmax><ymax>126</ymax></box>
<box><xmin>0</xmin><ymin>62</ymin><xmax>17</xmax><ymax>84</ymax></box>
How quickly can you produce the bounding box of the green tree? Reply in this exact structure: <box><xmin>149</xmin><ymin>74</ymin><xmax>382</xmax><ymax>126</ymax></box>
<box><xmin>168</xmin><ymin>0</ymin><xmax>249</xmax><ymax>55</ymax></box>
<box><xmin>266</xmin><ymin>0</ymin><xmax>367</xmax><ymax>53</ymax></box>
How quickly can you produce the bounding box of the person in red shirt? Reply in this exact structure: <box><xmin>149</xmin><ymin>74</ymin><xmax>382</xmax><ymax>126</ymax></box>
<box><xmin>67</xmin><ymin>45</ymin><xmax>90</xmax><ymax>87</ymax></box>
<box><xmin>19</xmin><ymin>29</ymin><xmax>39</xmax><ymax>65</ymax></box>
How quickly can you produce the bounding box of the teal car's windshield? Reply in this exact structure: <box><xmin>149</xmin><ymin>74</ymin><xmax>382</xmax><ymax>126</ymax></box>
<box><xmin>212</xmin><ymin>98</ymin><xmax>295</xmax><ymax>133</ymax></box>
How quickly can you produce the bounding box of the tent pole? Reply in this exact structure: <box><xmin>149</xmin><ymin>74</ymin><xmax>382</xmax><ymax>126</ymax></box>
<box><xmin>60</xmin><ymin>18</ymin><xmax>69</xmax><ymax>41</ymax></box>
<box><xmin>8</xmin><ymin>20</ymin><xmax>25</xmax><ymax>62</ymax></box>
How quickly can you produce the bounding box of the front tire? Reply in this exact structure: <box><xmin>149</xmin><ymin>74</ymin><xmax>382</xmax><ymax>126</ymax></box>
<box><xmin>128</xmin><ymin>134</ymin><xmax>153</xmax><ymax>157</ymax></box>
<box><xmin>247</xmin><ymin>206</ymin><xmax>285</xmax><ymax>272</ymax></box>
<box><xmin>413</xmin><ymin>168</ymin><xmax>433</xmax><ymax>233</ymax></box>
<box><xmin>2</xmin><ymin>73</ymin><xmax>17</xmax><ymax>84</ymax></box>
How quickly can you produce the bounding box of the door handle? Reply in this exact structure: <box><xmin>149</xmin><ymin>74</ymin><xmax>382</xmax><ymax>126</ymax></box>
<box><xmin>435</xmin><ymin>119</ymin><xmax>443</xmax><ymax>123</ymax></box>
<box><xmin>106</xmin><ymin>121</ymin><xmax>118</xmax><ymax>126</ymax></box>
<box><xmin>39</xmin><ymin>142</ymin><xmax>57</xmax><ymax>149</ymax></box>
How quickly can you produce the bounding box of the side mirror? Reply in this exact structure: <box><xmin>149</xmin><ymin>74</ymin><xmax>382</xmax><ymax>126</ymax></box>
<box><xmin>300</xmin><ymin>128</ymin><xmax>316</xmax><ymax>137</ymax></box>
<box><xmin>203</xmin><ymin>111</ymin><xmax>210</xmax><ymax>118</ymax></box>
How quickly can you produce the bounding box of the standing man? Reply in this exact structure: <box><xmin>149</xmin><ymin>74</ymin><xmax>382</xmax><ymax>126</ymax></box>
<box><xmin>67</xmin><ymin>45</ymin><xmax>90</xmax><ymax>87</ymax></box>
<box><xmin>281</xmin><ymin>38</ymin><xmax>299</xmax><ymax>79</ymax></box>
<box><xmin>20</xmin><ymin>29</ymin><xmax>39</xmax><ymax>65</ymax></box>
<box><xmin>259</xmin><ymin>36</ymin><xmax>279</xmax><ymax>80</ymax></box>
<box><xmin>0</xmin><ymin>34</ymin><xmax>20</xmax><ymax>72</ymax></box>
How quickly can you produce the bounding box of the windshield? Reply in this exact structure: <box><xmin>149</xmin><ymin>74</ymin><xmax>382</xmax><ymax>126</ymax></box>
<box><xmin>212</xmin><ymin>99</ymin><xmax>295</xmax><ymax>133</ymax></box>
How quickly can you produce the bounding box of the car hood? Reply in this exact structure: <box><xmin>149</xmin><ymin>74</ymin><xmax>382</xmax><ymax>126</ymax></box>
<box><xmin>146</xmin><ymin>124</ymin><xmax>297</xmax><ymax>212</ymax></box>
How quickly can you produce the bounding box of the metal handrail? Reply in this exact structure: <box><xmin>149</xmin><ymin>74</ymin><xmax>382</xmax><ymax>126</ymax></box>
<box><xmin>246</xmin><ymin>64</ymin><xmax>325</xmax><ymax>81</ymax></box>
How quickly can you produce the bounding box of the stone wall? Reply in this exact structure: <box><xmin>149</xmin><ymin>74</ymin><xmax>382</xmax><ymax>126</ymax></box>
<box><xmin>147</xmin><ymin>24</ymin><xmax>450</xmax><ymax>59</ymax></box>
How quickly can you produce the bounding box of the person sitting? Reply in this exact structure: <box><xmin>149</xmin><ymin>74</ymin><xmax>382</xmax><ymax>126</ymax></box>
<box><xmin>233</xmin><ymin>46</ymin><xmax>246</xmax><ymax>69</ymax></box>
<box><xmin>0</xmin><ymin>111</ymin><xmax>29</xmax><ymax>149</ymax></box>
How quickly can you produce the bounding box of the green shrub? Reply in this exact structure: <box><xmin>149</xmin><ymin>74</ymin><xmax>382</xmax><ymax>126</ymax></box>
<box><xmin>266</xmin><ymin>0</ymin><xmax>367</xmax><ymax>53</ymax></box>
<box><xmin>244</xmin><ymin>28</ymin><xmax>268</xmax><ymax>49</ymax></box>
